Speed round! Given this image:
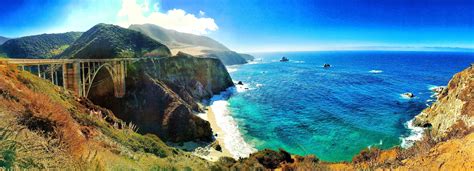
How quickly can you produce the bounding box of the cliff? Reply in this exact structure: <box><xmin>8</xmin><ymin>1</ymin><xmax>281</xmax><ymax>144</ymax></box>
<box><xmin>87</xmin><ymin>52</ymin><xmax>234</xmax><ymax>142</ymax></box>
<box><xmin>413</xmin><ymin>64</ymin><xmax>474</xmax><ymax>140</ymax></box>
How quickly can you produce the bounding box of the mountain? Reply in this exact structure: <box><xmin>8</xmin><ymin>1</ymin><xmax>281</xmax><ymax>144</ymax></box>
<box><xmin>60</xmin><ymin>23</ymin><xmax>171</xmax><ymax>59</ymax></box>
<box><xmin>129</xmin><ymin>24</ymin><xmax>254</xmax><ymax>65</ymax></box>
<box><xmin>0</xmin><ymin>36</ymin><xmax>9</xmax><ymax>45</ymax></box>
<box><xmin>129</xmin><ymin>24</ymin><xmax>229</xmax><ymax>51</ymax></box>
<box><xmin>0</xmin><ymin>32</ymin><xmax>81</xmax><ymax>58</ymax></box>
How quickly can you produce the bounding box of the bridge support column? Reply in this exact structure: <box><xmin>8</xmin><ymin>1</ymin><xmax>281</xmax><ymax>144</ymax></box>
<box><xmin>113</xmin><ymin>61</ymin><xmax>126</xmax><ymax>98</ymax></box>
<box><xmin>62</xmin><ymin>62</ymin><xmax>82</xmax><ymax>96</ymax></box>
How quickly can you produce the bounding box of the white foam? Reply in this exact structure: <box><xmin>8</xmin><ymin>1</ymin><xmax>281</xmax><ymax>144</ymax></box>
<box><xmin>209</xmin><ymin>87</ymin><xmax>257</xmax><ymax>158</ymax></box>
<box><xmin>256</xmin><ymin>83</ymin><xmax>264</xmax><ymax>87</ymax></box>
<box><xmin>195</xmin><ymin>112</ymin><xmax>208</xmax><ymax>121</ymax></box>
<box><xmin>234</xmin><ymin>82</ymin><xmax>255</xmax><ymax>93</ymax></box>
<box><xmin>400</xmin><ymin>93</ymin><xmax>413</xmax><ymax>99</ymax></box>
<box><xmin>247</xmin><ymin>60</ymin><xmax>261</xmax><ymax>65</ymax></box>
<box><xmin>369</xmin><ymin>70</ymin><xmax>383</xmax><ymax>74</ymax></box>
<box><xmin>291</xmin><ymin>60</ymin><xmax>305</xmax><ymax>63</ymax></box>
<box><xmin>427</xmin><ymin>85</ymin><xmax>445</xmax><ymax>91</ymax></box>
<box><xmin>400</xmin><ymin>119</ymin><xmax>425</xmax><ymax>148</ymax></box>
<box><xmin>226</xmin><ymin>65</ymin><xmax>240</xmax><ymax>73</ymax></box>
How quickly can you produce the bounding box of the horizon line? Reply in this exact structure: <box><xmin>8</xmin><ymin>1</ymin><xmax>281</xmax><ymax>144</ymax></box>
<box><xmin>242</xmin><ymin>46</ymin><xmax>474</xmax><ymax>54</ymax></box>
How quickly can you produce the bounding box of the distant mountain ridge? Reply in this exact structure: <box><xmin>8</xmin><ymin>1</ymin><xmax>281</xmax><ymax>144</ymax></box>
<box><xmin>0</xmin><ymin>32</ymin><xmax>81</xmax><ymax>58</ymax></box>
<box><xmin>129</xmin><ymin>24</ymin><xmax>254</xmax><ymax>65</ymax></box>
<box><xmin>1</xmin><ymin>23</ymin><xmax>251</xmax><ymax>64</ymax></box>
<box><xmin>0</xmin><ymin>36</ymin><xmax>9</xmax><ymax>45</ymax></box>
<box><xmin>129</xmin><ymin>24</ymin><xmax>229</xmax><ymax>51</ymax></box>
<box><xmin>60</xmin><ymin>23</ymin><xmax>171</xmax><ymax>59</ymax></box>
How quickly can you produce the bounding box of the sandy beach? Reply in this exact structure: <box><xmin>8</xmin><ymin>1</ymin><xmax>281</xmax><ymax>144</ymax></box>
<box><xmin>202</xmin><ymin>107</ymin><xmax>234</xmax><ymax>160</ymax></box>
<box><xmin>181</xmin><ymin>106</ymin><xmax>234</xmax><ymax>162</ymax></box>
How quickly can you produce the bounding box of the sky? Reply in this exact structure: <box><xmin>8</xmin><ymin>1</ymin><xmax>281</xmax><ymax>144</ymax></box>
<box><xmin>0</xmin><ymin>0</ymin><xmax>473</xmax><ymax>52</ymax></box>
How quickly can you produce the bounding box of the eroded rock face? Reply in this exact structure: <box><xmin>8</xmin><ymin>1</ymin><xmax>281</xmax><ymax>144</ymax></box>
<box><xmin>89</xmin><ymin>53</ymin><xmax>233</xmax><ymax>142</ymax></box>
<box><xmin>413</xmin><ymin>65</ymin><xmax>474</xmax><ymax>140</ymax></box>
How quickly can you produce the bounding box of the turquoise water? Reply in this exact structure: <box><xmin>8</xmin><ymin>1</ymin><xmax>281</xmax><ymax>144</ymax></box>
<box><xmin>226</xmin><ymin>51</ymin><xmax>473</xmax><ymax>161</ymax></box>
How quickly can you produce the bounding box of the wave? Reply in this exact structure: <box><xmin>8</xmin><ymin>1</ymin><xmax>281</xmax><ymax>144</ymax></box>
<box><xmin>234</xmin><ymin>81</ymin><xmax>257</xmax><ymax>93</ymax></box>
<box><xmin>226</xmin><ymin>65</ymin><xmax>240</xmax><ymax>73</ymax></box>
<box><xmin>209</xmin><ymin>87</ymin><xmax>257</xmax><ymax>158</ymax></box>
<box><xmin>369</xmin><ymin>70</ymin><xmax>383</xmax><ymax>74</ymax></box>
<box><xmin>291</xmin><ymin>60</ymin><xmax>305</xmax><ymax>63</ymax></box>
<box><xmin>400</xmin><ymin>119</ymin><xmax>425</xmax><ymax>148</ymax></box>
<box><xmin>247</xmin><ymin>61</ymin><xmax>261</xmax><ymax>65</ymax></box>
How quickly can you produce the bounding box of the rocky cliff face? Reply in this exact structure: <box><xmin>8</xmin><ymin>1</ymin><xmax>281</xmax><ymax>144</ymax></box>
<box><xmin>414</xmin><ymin>65</ymin><xmax>474</xmax><ymax>140</ymax></box>
<box><xmin>88</xmin><ymin>52</ymin><xmax>234</xmax><ymax>142</ymax></box>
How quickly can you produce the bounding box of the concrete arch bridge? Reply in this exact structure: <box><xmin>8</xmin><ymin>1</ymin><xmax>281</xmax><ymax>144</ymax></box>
<box><xmin>1</xmin><ymin>58</ymin><xmax>142</xmax><ymax>98</ymax></box>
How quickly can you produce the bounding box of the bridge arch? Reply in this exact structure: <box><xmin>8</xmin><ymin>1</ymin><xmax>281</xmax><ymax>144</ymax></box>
<box><xmin>85</xmin><ymin>63</ymin><xmax>116</xmax><ymax>98</ymax></box>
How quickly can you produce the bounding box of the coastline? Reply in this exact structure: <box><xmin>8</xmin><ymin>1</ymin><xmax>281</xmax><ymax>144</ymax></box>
<box><xmin>204</xmin><ymin>107</ymin><xmax>234</xmax><ymax>160</ymax></box>
<box><xmin>192</xmin><ymin>87</ymin><xmax>257</xmax><ymax>161</ymax></box>
<box><xmin>204</xmin><ymin>86</ymin><xmax>257</xmax><ymax>159</ymax></box>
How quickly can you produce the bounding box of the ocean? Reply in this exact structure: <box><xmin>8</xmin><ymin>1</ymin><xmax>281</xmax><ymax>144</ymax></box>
<box><xmin>209</xmin><ymin>51</ymin><xmax>474</xmax><ymax>161</ymax></box>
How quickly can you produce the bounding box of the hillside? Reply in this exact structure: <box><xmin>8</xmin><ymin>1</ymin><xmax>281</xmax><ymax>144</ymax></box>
<box><xmin>129</xmin><ymin>24</ymin><xmax>254</xmax><ymax>65</ymax></box>
<box><xmin>129</xmin><ymin>24</ymin><xmax>228</xmax><ymax>51</ymax></box>
<box><xmin>0</xmin><ymin>32</ymin><xmax>81</xmax><ymax>58</ymax></box>
<box><xmin>0</xmin><ymin>36</ymin><xmax>9</xmax><ymax>45</ymax></box>
<box><xmin>0</xmin><ymin>62</ymin><xmax>221</xmax><ymax>170</ymax></box>
<box><xmin>60</xmin><ymin>23</ymin><xmax>171</xmax><ymax>59</ymax></box>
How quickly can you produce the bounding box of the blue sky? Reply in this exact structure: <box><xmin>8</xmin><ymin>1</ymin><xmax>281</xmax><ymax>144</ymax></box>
<box><xmin>0</xmin><ymin>0</ymin><xmax>473</xmax><ymax>52</ymax></box>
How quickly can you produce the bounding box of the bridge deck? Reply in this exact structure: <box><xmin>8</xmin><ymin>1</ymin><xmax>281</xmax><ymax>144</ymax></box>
<box><xmin>0</xmin><ymin>58</ymin><xmax>140</xmax><ymax>65</ymax></box>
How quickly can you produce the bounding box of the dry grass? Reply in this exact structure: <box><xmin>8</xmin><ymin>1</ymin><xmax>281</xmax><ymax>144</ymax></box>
<box><xmin>0</xmin><ymin>110</ymin><xmax>76</xmax><ymax>170</ymax></box>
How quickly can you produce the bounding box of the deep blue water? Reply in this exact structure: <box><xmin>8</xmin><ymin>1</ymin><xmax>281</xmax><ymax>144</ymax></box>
<box><xmin>227</xmin><ymin>51</ymin><xmax>474</xmax><ymax>161</ymax></box>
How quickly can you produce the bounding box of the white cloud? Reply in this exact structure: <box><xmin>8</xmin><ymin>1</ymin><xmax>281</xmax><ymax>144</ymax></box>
<box><xmin>199</xmin><ymin>10</ymin><xmax>205</xmax><ymax>16</ymax></box>
<box><xmin>117</xmin><ymin>0</ymin><xmax>218</xmax><ymax>35</ymax></box>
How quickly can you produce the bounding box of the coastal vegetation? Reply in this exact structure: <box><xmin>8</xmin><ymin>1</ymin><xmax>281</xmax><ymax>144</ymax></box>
<box><xmin>0</xmin><ymin>32</ymin><xmax>81</xmax><ymax>58</ymax></box>
<box><xmin>60</xmin><ymin>24</ymin><xmax>171</xmax><ymax>59</ymax></box>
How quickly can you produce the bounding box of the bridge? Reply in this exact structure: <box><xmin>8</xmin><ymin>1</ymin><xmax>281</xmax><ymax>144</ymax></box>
<box><xmin>0</xmin><ymin>58</ymin><xmax>142</xmax><ymax>98</ymax></box>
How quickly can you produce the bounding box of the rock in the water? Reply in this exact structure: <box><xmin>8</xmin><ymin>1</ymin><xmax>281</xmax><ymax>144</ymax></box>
<box><xmin>403</xmin><ymin>92</ymin><xmax>415</xmax><ymax>98</ymax></box>
<box><xmin>237</xmin><ymin>81</ymin><xmax>244</xmax><ymax>85</ymax></box>
<box><xmin>431</xmin><ymin>86</ymin><xmax>446</xmax><ymax>97</ymax></box>
<box><xmin>210</xmin><ymin>141</ymin><xmax>222</xmax><ymax>152</ymax></box>
<box><xmin>323</xmin><ymin>63</ymin><xmax>331</xmax><ymax>68</ymax></box>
